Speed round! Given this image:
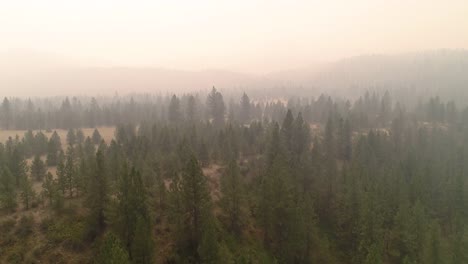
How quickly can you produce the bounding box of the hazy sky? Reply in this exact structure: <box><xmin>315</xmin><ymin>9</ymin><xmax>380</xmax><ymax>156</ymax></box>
<box><xmin>1</xmin><ymin>0</ymin><xmax>468</xmax><ymax>73</ymax></box>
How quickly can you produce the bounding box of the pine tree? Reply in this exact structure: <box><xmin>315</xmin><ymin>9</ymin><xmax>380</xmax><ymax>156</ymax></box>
<box><xmin>50</xmin><ymin>131</ymin><xmax>62</xmax><ymax>149</ymax></box>
<box><xmin>342</xmin><ymin>118</ymin><xmax>352</xmax><ymax>161</ymax></box>
<box><xmin>198</xmin><ymin>140</ymin><xmax>209</xmax><ymax>167</ymax></box>
<box><xmin>220</xmin><ymin>158</ymin><xmax>244</xmax><ymax>237</ymax></box>
<box><xmin>168</xmin><ymin>94</ymin><xmax>181</xmax><ymax>123</ymax></box>
<box><xmin>0</xmin><ymin>166</ymin><xmax>17</xmax><ymax>211</ymax></box>
<box><xmin>64</xmin><ymin>146</ymin><xmax>76</xmax><ymax>197</ymax></box>
<box><xmin>325</xmin><ymin>115</ymin><xmax>336</xmax><ymax>159</ymax></box>
<box><xmin>76</xmin><ymin>129</ymin><xmax>85</xmax><ymax>145</ymax></box>
<box><xmin>95</xmin><ymin>232</ymin><xmax>130</xmax><ymax>264</ymax></box>
<box><xmin>258</xmin><ymin>122</ymin><xmax>302</xmax><ymax>262</ymax></box>
<box><xmin>281</xmin><ymin>109</ymin><xmax>294</xmax><ymax>153</ymax></box>
<box><xmin>42</xmin><ymin>172</ymin><xmax>55</xmax><ymax>205</ymax></box>
<box><xmin>67</xmin><ymin>128</ymin><xmax>76</xmax><ymax>146</ymax></box>
<box><xmin>46</xmin><ymin>138</ymin><xmax>59</xmax><ymax>166</ymax></box>
<box><xmin>47</xmin><ymin>131</ymin><xmax>62</xmax><ymax>166</ymax></box>
<box><xmin>198</xmin><ymin>216</ymin><xmax>220</xmax><ymax>263</ymax></box>
<box><xmin>170</xmin><ymin>152</ymin><xmax>219</xmax><ymax>262</ymax></box>
<box><xmin>92</xmin><ymin>129</ymin><xmax>102</xmax><ymax>145</ymax></box>
<box><xmin>423</xmin><ymin>221</ymin><xmax>444</xmax><ymax>264</ymax></box>
<box><xmin>115</xmin><ymin>164</ymin><xmax>153</xmax><ymax>261</ymax></box>
<box><xmin>20</xmin><ymin>176</ymin><xmax>35</xmax><ymax>210</ymax></box>
<box><xmin>380</xmin><ymin>90</ymin><xmax>392</xmax><ymax>126</ymax></box>
<box><xmin>1</xmin><ymin>97</ymin><xmax>11</xmax><ymax>129</ymax></box>
<box><xmin>86</xmin><ymin>149</ymin><xmax>109</xmax><ymax>238</ymax></box>
<box><xmin>84</xmin><ymin>136</ymin><xmax>96</xmax><ymax>158</ymax></box>
<box><xmin>8</xmin><ymin>146</ymin><xmax>28</xmax><ymax>187</ymax></box>
<box><xmin>34</xmin><ymin>131</ymin><xmax>48</xmax><ymax>155</ymax></box>
<box><xmin>131</xmin><ymin>215</ymin><xmax>154</xmax><ymax>264</ymax></box>
<box><xmin>23</xmin><ymin>130</ymin><xmax>35</xmax><ymax>157</ymax></box>
<box><xmin>258</xmin><ymin>150</ymin><xmax>296</xmax><ymax>262</ymax></box>
<box><xmin>186</xmin><ymin>95</ymin><xmax>198</xmax><ymax>123</ymax></box>
<box><xmin>31</xmin><ymin>154</ymin><xmax>47</xmax><ymax>181</ymax></box>
<box><xmin>239</xmin><ymin>92</ymin><xmax>251</xmax><ymax>124</ymax></box>
<box><xmin>291</xmin><ymin>112</ymin><xmax>310</xmax><ymax>157</ymax></box>
<box><xmin>206</xmin><ymin>87</ymin><xmax>226</xmax><ymax>129</ymax></box>
<box><xmin>57</xmin><ymin>150</ymin><xmax>66</xmax><ymax>195</ymax></box>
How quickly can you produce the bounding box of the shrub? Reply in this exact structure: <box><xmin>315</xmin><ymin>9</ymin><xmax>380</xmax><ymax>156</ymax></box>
<box><xmin>45</xmin><ymin>217</ymin><xmax>86</xmax><ymax>251</ymax></box>
<box><xmin>15</xmin><ymin>215</ymin><xmax>34</xmax><ymax>238</ymax></box>
<box><xmin>0</xmin><ymin>218</ymin><xmax>16</xmax><ymax>233</ymax></box>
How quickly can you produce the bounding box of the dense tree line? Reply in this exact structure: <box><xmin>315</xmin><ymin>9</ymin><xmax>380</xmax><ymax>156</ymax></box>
<box><xmin>2</xmin><ymin>87</ymin><xmax>464</xmax><ymax>131</ymax></box>
<box><xmin>0</xmin><ymin>89</ymin><xmax>467</xmax><ymax>263</ymax></box>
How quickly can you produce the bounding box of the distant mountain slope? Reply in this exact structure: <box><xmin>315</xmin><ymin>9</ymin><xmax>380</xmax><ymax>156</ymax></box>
<box><xmin>0</xmin><ymin>50</ymin><xmax>273</xmax><ymax>97</ymax></box>
<box><xmin>269</xmin><ymin>50</ymin><xmax>468</xmax><ymax>105</ymax></box>
<box><xmin>319</xmin><ymin>50</ymin><xmax>468</xmax><ymax>98</ymax></box>
<box><xmin>1</xmin><ymin>50</ymin><xmax>467</xmax><ymax>104</ymax></box>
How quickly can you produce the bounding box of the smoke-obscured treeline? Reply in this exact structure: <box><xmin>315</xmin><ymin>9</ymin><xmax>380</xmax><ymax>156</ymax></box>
<box><xmin>0</xmin><ymin>88</ymin><xmax>467</xmax><ymax>263</ymax></box>
<box><xmin>1</xmin><ymin>87</ymin><xmax>466</xmax><ymax>131</ymax></box>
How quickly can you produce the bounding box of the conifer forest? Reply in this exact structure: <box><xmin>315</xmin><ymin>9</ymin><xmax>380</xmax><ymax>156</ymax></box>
<box><xmin>2</xmin><ymin>1</ymin><xmax>468</xmax><ymax>263</ymax></box>
<box><xmin>0</xmin><ymin>88</ymin><xmax>467</xmax><ymax>263</ymax></box>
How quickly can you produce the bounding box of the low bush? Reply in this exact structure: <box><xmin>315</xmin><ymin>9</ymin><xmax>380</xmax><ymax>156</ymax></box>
<box><xmin>0</xmin><ymin>218</ymin><xmax>16</xmax><ymax>233</ymax></box>
<box><xmin>15</xmin><ymin>215</ymin><xmax>34</xmax><ymax>238</ymax></box>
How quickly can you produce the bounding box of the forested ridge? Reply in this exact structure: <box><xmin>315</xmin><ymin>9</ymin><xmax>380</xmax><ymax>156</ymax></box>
<box><xmin>0</xmin><ymin>88</ymin><xmax>467</xmax><ymax>263</ymax></box>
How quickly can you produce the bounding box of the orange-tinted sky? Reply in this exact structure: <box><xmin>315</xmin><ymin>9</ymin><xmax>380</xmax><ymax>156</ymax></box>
<box><xmin>1</xmin><ymin>0</ymin><xmax>468</xmax><ymax>73</ymax></box>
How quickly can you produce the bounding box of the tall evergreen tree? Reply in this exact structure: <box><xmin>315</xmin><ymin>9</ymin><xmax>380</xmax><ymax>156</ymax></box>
<box><xmin>239</xmin><ymin>92</ymin><xmax>251</xmax><ymax>124</ymax></box>
<box><xmin>341</xmin><ymin>118</ymin><xmax>352</xmax><ymax>161</ymax></box>
<box><xmin>115</xmin><ymin>164</ymin><xmax>154</xmax><ymax>262</ymax></box>
<box><xmin>168</xmin><ymin>94</ymin><xmax>181</xmax><ymax>123</ymax></box>
<box><xmin>206</xmin><ymin>87</ymin><xmax>226</xmax><ymax>129</ymax></box>
<box><xmin>220</xmin><ymin>158</ymin><xmax>244</xmax><ymax>237</ymax></box>
<box><xmin>42</xmin><ymin>172</ymin><xmax>55</xmax><ymax>205</ymax></box>
<box><xmin>64</xmin><ymin>146</ymin><xmax>76</xmax><ymax>197</ymax></box>
<box><xmin>47</xmin><ymin>130</ymin><xmax>62</xmax><ymax>167</ymax></box>
<box><xmin>95</xmin><ymin>232</ymin><xmax>130</xmax><ymax>264</ymax></box>
<box><xmin>20</xmin><ymin>176</ymin><xmax>35</xmax><ymax>210</ymax></box>
<box><xmin>67</xmin><ymin>128</ymin><xmax>76</xmax><ymax>146</ymax></box>
<box><xmin>186</xmin><ymin>95</ymin><xmax>198</xmax><ymax>123</ymax></box>
<box><xmin>1</xmin><ymin>97</ymin><xmax>12</xmax><ymax>129</ymax></box>
<box><xmin>0</xmin><ymin>167</ymin><xmax>17</xmax><ymax>211</ymax></box>
<box><xmin>56</xmin><ymin>150</ymin><xmax>66</xmax><ymax>195</ymax></box>
<box><xmin>31</xmin><ymin>154</ymin><xmax>47</xmax><ymax>181</ymax></box>
<box><xmin>86</xmin><ymin>149</ymin><xmax>109</xmax><ymax>238</ymax></box>
<box><xmin>8</xmin><ymin>146</ymin><xmax>28</xmax><ymax>187</ymax></box>
<box><xmin>170</xmin><ymin>152</ymin><xmax>219</xmax><ymax>262</ymax></box>
<box><xmin>92</xmin><ymin>128</ymin><xmax>102</xmax><ymax>145</ymax></box>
